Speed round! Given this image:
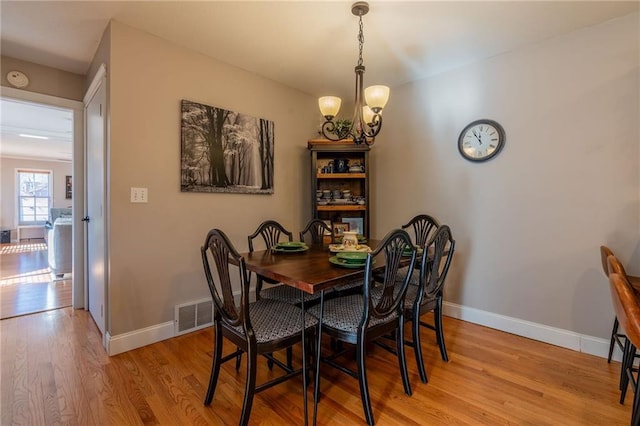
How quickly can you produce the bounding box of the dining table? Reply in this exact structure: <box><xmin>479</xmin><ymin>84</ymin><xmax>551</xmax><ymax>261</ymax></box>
<box><xmin>241</xmin><ymin>239</ymin><xmax>381</xmax><ymax>426</ymax></box>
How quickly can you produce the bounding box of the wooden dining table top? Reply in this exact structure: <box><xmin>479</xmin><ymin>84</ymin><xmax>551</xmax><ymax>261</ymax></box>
<box><xmin>241</xmin><ymin>240</ymin><xmax>381</xmax><ymax>295</ymax></box>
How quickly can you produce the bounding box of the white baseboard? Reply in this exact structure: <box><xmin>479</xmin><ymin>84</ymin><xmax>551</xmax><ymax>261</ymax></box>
<box><xmin>104</xmin><ymin>293</ymin><xmax>620</xmax><ymax>361</ymax></box>
<box><xmin>443</xmin><ymin>301</ymin><xmax>622</xmax><ymax>362</ymax></box>
<box><xmin>106</xmin><ymin>320</ymin><xmax>175</xmax><ymax>356</ymax></box>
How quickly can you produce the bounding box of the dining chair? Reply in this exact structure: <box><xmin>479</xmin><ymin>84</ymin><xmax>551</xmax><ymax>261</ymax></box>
<box><xmin>601</xmin><ymin>246</ymin><xmax>640</xmax><ymax>363</ymax></box>
<box><xmin>247</xmin><ymin>220</ymin><xmax>294</xmax><ymax>299</ymax></box>
<box><xmin>300</xmin><ymin>218</ymin><xmax>333</xmax><ymax>244</ymax></box>
<box><xmin>402</xmin><ymin>224</ymin><xmax>455</xmax><ymax>383</ymax></box>
<box><xmin>402</xmin><ymin>214</ymin><xmax>440</xmax><ymax>248</ymax></box>
<box><xmin>248</xmin><ymin>220</ymin><xmax>320</xmax><ymax>369</ymax></box>
<box><xmin>375</xmin><ymin>214</ymin><xmax>438</xmax><ymax>293</ymax></box>
<box><xmin>248</xmin><ymin>220</ymin><xmax>323</xmax><ymax>306</ymax></box>
<box><xmin>608</xmin><ymin>271</ymin><xmax>640</xmax><ymax>425</ymax></box>
<box><xmin>308</xmin><ymin>229</ymin><xmax>417</xmax><ymax>426</ymax></box>
<box><xmin>386</xmin><ymin>215</ymin><xmax>452</xmax><ymax>364</ymax></box>
<box><xmin>201</xmin><ymin>228</ymin><xmax>317</xmax><ymax>426</ymax></box>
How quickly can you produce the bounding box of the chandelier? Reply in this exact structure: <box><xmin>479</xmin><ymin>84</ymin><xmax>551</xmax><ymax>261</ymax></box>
<box><xmin>318</xmin><ymin>1</ymin><xmax>389</xmax><ymax>146</ymax></box>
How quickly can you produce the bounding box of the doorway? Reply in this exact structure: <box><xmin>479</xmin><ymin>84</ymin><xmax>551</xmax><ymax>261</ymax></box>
<box><xmin>0</xmin><ymin>87</ymin><xmax>85</xmax><ymax>317</ymax></box>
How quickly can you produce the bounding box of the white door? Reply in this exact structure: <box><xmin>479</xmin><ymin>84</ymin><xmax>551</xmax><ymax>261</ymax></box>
<box><xmin>85</xmin><ymin>70</ymin><xmax>106</xmax><ymax>335</ymax></box>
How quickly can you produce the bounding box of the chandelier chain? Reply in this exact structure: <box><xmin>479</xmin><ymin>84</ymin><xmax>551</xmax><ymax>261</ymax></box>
<box><xmin>357</xmin><ymin>15</ymin><xmax>364</xmax><ymax>67</ymax></box>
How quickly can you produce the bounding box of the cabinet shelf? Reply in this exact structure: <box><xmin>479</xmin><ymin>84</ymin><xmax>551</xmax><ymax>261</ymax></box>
<box><xmin>316</xmin><ymin>205</ymin><xmax>367</xmax><ymax>212</ymax></box>
<box><xmin>316</xmin><ymin>173</ymin><xmax>365</xmax><ymax>179</ymax></box>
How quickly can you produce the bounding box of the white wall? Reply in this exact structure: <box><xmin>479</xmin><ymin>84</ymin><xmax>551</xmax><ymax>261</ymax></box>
<box><xmin>0</xmin><ymin>157</ymin><xmax>72</xmax><ymax>239</ymax></box>
<box><xmin>374</xmin><ymin>13</ymin><xmax>639</xmax><ymax>340</ymax></box>
<box><xmin>105</xmin><ymin>22</ymin><xmax>318</xmax><ymax>337</ymax></box>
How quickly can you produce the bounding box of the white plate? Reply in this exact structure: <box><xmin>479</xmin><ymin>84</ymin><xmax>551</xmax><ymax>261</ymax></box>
<box><xmin>329</xmin><ymin>244</ymin><xmax>372</xmax><ymax>253</ymax></box>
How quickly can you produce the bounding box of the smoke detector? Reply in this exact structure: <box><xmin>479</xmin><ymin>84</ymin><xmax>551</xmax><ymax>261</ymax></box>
<box><xmin>7</xmin><ymin>71</ymin><xmax>29</xmax><ymax>88</ymax></box>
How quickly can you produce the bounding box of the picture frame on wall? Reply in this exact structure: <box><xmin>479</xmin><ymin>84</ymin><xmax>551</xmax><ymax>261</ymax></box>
<box><xmin>180</xmin><ymin>99</ymin><xmax>274</xmax><ymax>194</ymax></box>
<box><xmin>65</xmin><ymin>175</ymin><xmax>72</xmax><ymax>199</ymax></box>
<box><xmin>332</xmin><ymin>222</ymin><xmax>349</xmax><ymax>237</ymax></box>
<box><xmin>342</xmin><ymin>217</ymin><xmax>363</xmax><ymax>235</ymax></box>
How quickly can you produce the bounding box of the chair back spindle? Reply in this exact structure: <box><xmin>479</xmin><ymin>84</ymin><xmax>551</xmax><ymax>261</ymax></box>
<box><xmin>402</xmin><ymin>214</ymin><xmax>440</xmax><ymax>247</ymax></box>
<box><xmin>248</xmin><ymin>220</ymin><xmax>293</xmax><ymax>252</ymax></box>
<box><xmin>300</xmin><ymin>219</ymin><xmax>333</xmax><ymax>244</ymax></box>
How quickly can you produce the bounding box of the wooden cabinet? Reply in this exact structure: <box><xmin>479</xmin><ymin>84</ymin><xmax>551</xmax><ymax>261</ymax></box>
<box><xmin>308</xmin><ymin>139</ymin><xmax>370</xmax><ymax>237</ymax></box>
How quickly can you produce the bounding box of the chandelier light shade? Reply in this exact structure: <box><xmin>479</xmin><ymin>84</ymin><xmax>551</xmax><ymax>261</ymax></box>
<box><xmin>319</xmin><ymin>1</ymin><xmax>389</xmax><ymax>146</ymax></box>
<box><xmin>319</xmin><ymin>96</ymin><xmax>342</xmax><ymax>120</ymax></box>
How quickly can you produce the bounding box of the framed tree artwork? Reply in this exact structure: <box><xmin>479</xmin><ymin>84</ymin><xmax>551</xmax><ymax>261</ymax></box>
<box><xmin>180</xmin><ymin>99</ymin><xmax>274</xmax><ymax>194</ymax></box>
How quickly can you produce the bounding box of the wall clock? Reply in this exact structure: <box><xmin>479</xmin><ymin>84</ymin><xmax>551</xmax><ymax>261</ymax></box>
<box><xmin>6</xmin><ymin>70</ymin><xmax>29</xmax><ymax>88</ymax></box>
<box><xmin>458</xmin><ymin>119</ymin><xmax>505</xmax><ymax>162</ymax></box>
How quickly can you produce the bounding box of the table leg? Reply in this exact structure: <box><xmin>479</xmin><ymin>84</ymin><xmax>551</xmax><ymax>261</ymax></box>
<box><xmin>301</xmin><ymin>291</ymin><xmax>308</xmax><ymax>426</ymax></box>
<box><xmin>313</xmin><ymin>290</ymin><xmax>325</xmax><ymax>426</ymax></box>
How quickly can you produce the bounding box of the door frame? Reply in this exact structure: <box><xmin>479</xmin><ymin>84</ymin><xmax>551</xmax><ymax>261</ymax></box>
<box><xmin>1</xmin><ymin>86</ymin><xmax>86</xmax><ymax>308</ymax></box>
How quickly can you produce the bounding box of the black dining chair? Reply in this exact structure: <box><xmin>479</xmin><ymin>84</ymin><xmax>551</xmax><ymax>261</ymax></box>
<box><xmin>247</xmin><ymin>220</ymin><xmax>294</xmax><ymax>298</ymax></box>
<box><xmin>249</xmin><ymin>220</ymin><xmax>323</xmax><ymax>306</ymax></box>
<box><xmin>201</xmin><ymin>228</ymin><xmax>317</xmax><ymax>426</ymax></box>
<box><xmin>300</xmin><ymin>218</ymin><xmax>333</xmax><ymax>244</ymax></box>
<box><xmin>374</xmin><ymin>214</ymin><xmax>439</xmax><ymax>292</ymax></box>
<box><xmin>402</xmin><ymin>224</ymin><xmax>455</xmax><ymax>383</ymax></box>
<box><xmin>402</xmin><ymin>214</ymin><xmax>440</xmax><ymax>248</ymax></box>
<box><xmin>248</xmin><ymin>220</ymin><xmax>320</xmax><ymax>369</ymax></box>
<box><xmin>308</xmin><ymin>229</ymin><xmax>417</xmax><ymax>426</ymax></box>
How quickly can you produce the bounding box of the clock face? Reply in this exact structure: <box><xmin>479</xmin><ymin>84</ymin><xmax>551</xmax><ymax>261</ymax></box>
<box><xmin>458</xmin><ymin>119</ymin><xmax>505</xmax><ymax>162</ymax></box>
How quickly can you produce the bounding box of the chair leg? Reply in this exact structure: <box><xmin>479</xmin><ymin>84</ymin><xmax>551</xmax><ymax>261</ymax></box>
<box><xmin>240</xmin><ymin>344</ymin><xmax>258</xmax><ymax>426</ymax></box>
<box><xmin>633</xmin><ymin>363</ymin><xmax>640</xmax><ymax>426</ymax></box>
<box><xmin>287</xmin><ymin>347</ymin><xmax>293</xmax><ymax>369</ymax></box>
<box><xmin>356</xmin><ymin>333</ymin><xmax>374</xmax><ymax>426</ymax></box>
<box><xmin>609</xmin><ymin>317</ymin><xmax>619</xmax><ymax>363</ymax></box>
<box><xmin>235</xmin><ymin>346</ymin><xmax>242</xmax><ymax>371</ymax></box>
<box><xmin>267</xmin><ymin>354</ymin><xmax>274</xmax><ymax>370</ymax></box>
<box><xmin>204</xmin><ymin>323</ymin><xmax>223</xmax><ymax>405</ymax></box>
<box><xmin>621</xmin><ymin>340</ymin><xmax>634</xmax><ymax>404</ymax></box>
<box><xmin>412</xmin><ymin>313</ymin><xmax>428</xmax><ymax>384</ymax></box>
<box><xmin>397</xmin><ymin>318</ymin><xmax>413</xmax><ymax>396</ymax></box>
<box><xmin>255</xmin><ymin>276</ymin><xmax>263</xmax><ymax>301</ymax></box>
<box><xmin>434</xmin><ymin>298</ymin><xmax>449</xmax><ymax>362</ymax></box>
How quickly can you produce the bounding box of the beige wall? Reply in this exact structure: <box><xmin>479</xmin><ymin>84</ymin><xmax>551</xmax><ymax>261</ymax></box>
<box><xmin>0</xmin><ymin>157</ymin><xmax>72</xmax><ymax>239</ymax></box>
<box><xmin>0</xmin><ymin>56</ymin><xmax>85</xmax><ymax>101</ymax></box>
<box><xmin>106</xmin><ymin>22</ymin><xmax>318</xmax><ymax>335</ymax></box>
<box><xmin>374</xmin><ymin>12</ymin><xmax>640</xmax><ymax>339</ymax></box>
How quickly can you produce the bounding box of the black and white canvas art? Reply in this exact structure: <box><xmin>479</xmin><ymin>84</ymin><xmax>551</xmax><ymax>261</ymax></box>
<box><xmin>180</xmin><ymin>99</ymin><xmax>274</xmax><ymax>194</ymax></box>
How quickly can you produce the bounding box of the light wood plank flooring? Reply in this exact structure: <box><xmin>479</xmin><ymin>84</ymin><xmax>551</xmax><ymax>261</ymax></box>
<box><xmin>0</xmin><ymin>242</ymin><xmax>72</xmax><ymax>319</ymax></box>
<box><xmin>0</xmin><ymin>306</ymin><xmax>631</xmax><ymax>425</ymax></box>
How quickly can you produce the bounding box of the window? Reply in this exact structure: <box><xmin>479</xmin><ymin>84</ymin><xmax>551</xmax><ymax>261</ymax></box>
<box><xmin>17</xmin><ymin>169</ymin><xmax>51</xmax><ymax>225</ymax></box>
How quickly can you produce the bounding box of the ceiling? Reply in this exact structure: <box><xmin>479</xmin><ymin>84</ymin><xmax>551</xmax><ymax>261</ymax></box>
<box><xmin>0</xmin><ymin>99</ymin><xmax>73</xmax><ymax>162</ymax></box>
<box><xmin>1</xmin><ymin>1</ymin><xmax>637</xmax><ymax>161</ymax></box>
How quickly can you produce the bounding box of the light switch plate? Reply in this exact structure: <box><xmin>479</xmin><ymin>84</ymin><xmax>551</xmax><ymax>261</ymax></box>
<box><xmin>131</xmin><ymin>187</ymin><xmax>148</xmax><ymax>203</ymax></box>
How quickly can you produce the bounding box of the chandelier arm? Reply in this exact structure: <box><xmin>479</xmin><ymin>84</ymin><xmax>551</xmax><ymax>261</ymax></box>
<box><xmin>321</xmin><ymin>121</ymin><xmax>349</xmax><ymax>142</ymax></box>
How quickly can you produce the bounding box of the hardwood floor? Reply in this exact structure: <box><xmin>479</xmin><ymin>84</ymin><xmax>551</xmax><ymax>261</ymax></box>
<box><xmin>0</xmin><ymin>242</ymin><xmax>72</xmax><ymax>319</ymax></box>
<box><xmin>0</xmin><ymin>307</ymin><xmax>631</xmax><ymax>425</ymax></box>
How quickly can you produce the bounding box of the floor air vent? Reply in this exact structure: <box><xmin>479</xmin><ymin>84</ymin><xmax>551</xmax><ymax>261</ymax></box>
<box><xmin>175</xmin><ymin>298</ymin><xmax>214</xmax><ymax>335</ymax></box>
